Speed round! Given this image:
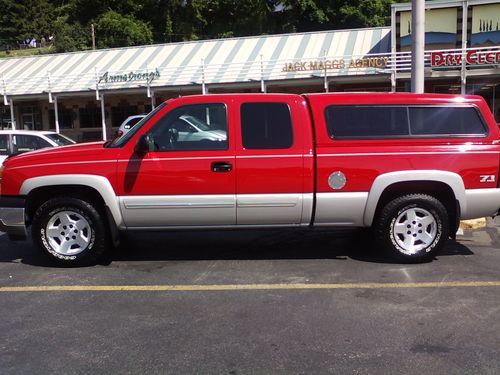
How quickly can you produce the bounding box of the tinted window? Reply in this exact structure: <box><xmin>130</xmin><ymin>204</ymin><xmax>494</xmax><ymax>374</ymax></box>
<box><xmin>148</xmin><ymin>103</ymin><xmax>228</xmax><ymax>151</ymax></box>
<box><xmin>241</xmin><ymin>102</ymin><xmax>293</xmax><ymax>149</ymax></box>
<box><xmin>409</xmin><ymin>107</ymin><xmax>486</xmax><ymax>135</ymax></box>
<box><xmin>44</xmin><ymin>133</ymin><xmax>76</xmax><ymax>146</ymax></box>
<box><xmin>12</xmin><ymin>135</ymin><xmax>51</xmax><ymax>152</ymax></box>
<box><xmin>325</xmin><ymin>106</ymin><xmax>409</xmax><ymax>139</ymax></box>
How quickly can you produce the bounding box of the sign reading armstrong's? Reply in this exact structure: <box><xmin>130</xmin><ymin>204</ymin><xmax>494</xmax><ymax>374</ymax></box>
<box><xmin>99</xmin><ymin>68</ymin><xmax>160</xmax><ymax>84</ymax></box>
<box><xmin>282</xmin><ymin>57</ymin><xmax>388</xmax><ymax>72</ymax></box>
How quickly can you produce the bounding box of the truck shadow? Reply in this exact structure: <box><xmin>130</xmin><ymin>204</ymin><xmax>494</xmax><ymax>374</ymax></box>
<box><xmin>107</xmin><ymin>229</ymin><xmax>474</xmax><ymax>265</ymax></box>
<box><xmin>0</xmin><ymin>229</ymin><xmax>474</xmax><ymax>267</ymax></box>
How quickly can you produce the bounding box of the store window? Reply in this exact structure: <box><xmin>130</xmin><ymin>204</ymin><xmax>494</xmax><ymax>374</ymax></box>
<box><xmin>79</xmin><ymin>108</ymin><xmax>102</xmax><ymax>128</ymax></box>
<box><xmin>0</xmin><ymin>107</ymin><xmax>12</xmax><ymax>129</ymax></box>
<box><xmin>111</xmin><ymin>105</ymin><xmax>139</xmax><ymax>128</ymax></box>
<box><xmin>49</xmin><ymin>109</ymin><xmax>75</xmax><ymax>129</ymax></box>
<box><xmin>20</xmin><ymin>106</ymin><xmax>42</xmax><ymax>130</ymax></box>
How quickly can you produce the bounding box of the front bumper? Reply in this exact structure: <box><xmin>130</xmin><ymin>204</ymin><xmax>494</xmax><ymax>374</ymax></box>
<box><xmin>0</xmin><ymin>196</ymin><xmax>27</xmax><ymax>240</ymax></box>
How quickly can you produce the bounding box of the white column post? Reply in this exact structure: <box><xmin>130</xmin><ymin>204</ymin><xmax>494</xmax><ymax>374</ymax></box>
<box><xmin>390</xmin><ymin>6</ymin><xmax>397</xmax><ymax>92</ymax></box>
<box><xmin>47</xmin><ymin>72</ymin><xmax>60</xmax><ymax>133</ymax></box>
<box><xmin>151</xmin><ymin>92</ymin><xmax>156</xmax><ymax>109</ymax></box>
<box><xmin>260</xmin><ymin>54</ymin><xmax>266</xmax><ymax>93</ymax></box>
<box><xmin>9</xmin><ymin>99</ymin><xmax>15</xmax><ymax>130</ymax></box>
<box><xmin>411</xmin><ymin>0</ymin><xmax>425</xmax><ymax>93</ymax></box>
<box><xmin>146</xmin><ymin>74</ymin><xmax>155</xmax><ymax>110</ymax></box>
<box><xmin>461</xmin><ymin>0</ymin><xmax>468</xmax><ymax>94</ymax></box>
<box><xmin>201</xmin><ymin>58</ymin><xmax>207</xmax><ymax>95</ymax></box>
<box><xmin>2</xmin><ymin>75</ymin><xmax>8</xmax><ymax>106</ymax></box>
<box><xmin>323</xmin><ymin>50</ymin><xmax>328</xmax><ymax>92</ymax></box>
<box><xmin>100</xmin><ymin>95</ymin><xmax>106</xmax><ymax>141</ymax></box>
<box><xmin>54</xmin><ymin>96</ymin><xmax>60</xmax><ymax>134</ymax></box>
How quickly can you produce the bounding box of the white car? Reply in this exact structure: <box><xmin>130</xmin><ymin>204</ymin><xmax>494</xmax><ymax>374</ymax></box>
<box><xmin>116</xmin><ymin>115</ymin><xmax>146</xmax><ymax>138</ymax></box>
<box><xmin>172</xmin><ymin>115</ymin><xmax>227</xmax><ymax>142</ymax></box>
<box><xmin>117</xmin><ymin>113</ymin><xmax>226</xmax><ymax>144</ymax></box>
<box><xmin>0</xmin><ymin>130</ymin><xmax>76</xmax><ymax>164</ymax></box>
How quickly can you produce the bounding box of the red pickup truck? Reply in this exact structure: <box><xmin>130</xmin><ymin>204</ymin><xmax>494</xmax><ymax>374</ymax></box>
<box><xmin>1</xmin><ymin>92</ymin><xmax>499</xmax><ymax>266</ymax></box>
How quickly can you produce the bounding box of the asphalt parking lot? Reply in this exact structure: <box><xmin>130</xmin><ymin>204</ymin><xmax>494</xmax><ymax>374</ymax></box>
<box><xmin>1</xmin><ymin>219</ymin><xmax>499</xmax><ymax>374</ymax></box>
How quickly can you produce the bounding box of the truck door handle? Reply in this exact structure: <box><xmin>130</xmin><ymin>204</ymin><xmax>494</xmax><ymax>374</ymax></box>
<box><xmin>211</xmin><ymin>161</ymin><xmax>233</xmax><ymax>172</ymax></box>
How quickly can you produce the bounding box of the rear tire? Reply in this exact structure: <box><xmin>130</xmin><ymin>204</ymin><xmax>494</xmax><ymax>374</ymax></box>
<box><xmin>32</xmin><ymin>197</ymin><xmax>108</xmax><ymax>266</ymax></box>
<box><xmin>374</xmin><ymin>194</ymin><xmax>449</xmax><ymax>263</ymax></box>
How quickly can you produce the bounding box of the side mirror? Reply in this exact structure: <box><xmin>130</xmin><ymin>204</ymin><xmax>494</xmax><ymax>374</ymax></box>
<box><xmin>135</xmin><ymin>134</ymin><xmax>155</xmax><ymax>154</ymax></box>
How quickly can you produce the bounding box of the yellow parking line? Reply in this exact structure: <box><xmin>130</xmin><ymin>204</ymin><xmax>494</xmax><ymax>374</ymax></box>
<box><xmin>1</xmin><ymin>280</ymin><xmax>500</xmax><ymax>292</ymax></box>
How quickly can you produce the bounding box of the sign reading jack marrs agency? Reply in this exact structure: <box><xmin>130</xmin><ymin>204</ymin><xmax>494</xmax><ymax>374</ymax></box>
<box><xmin>282</xmin><ymin>57</ymin><xmax>388</xmax><ymax>72</ymax></box>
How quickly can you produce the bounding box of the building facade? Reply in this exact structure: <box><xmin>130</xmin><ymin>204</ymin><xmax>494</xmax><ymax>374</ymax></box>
<box><xmin>0</xmin><ymin>0</ymin><xmax>499</xmax><ymax>141</ymax></box>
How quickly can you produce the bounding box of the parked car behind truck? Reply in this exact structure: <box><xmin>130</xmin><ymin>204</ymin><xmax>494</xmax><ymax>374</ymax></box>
<box><xmin>0</xmin><ymin>92</ymin><xmax>499</xmax><ymax>266</ymax></box>
<box><xmin>0</xmin><ymin>130</ymin><xmax>75</xmax><ymax>164</ymax></box>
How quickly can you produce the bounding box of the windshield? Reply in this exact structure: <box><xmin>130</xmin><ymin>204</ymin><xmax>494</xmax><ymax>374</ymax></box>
<box><xmin>181</xmin><ymin>115</ymin><xmax>210</xmax><ymax>131</ymax></box>
<box><xmin>108</xmin><ymin>102</ymin><xmax>167</xmax><ymax>147</ymax></box>
<box><xmin>45</xmin><ymin>133</ymin><xmax>76</xmax><ymax>146</ymax></box>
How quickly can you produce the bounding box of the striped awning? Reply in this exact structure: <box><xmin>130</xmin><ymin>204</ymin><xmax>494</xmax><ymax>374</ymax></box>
<box><xmin>0</xmin><ymin>27</ymin><xmax>391</xmax><ymax>97</ymax></box>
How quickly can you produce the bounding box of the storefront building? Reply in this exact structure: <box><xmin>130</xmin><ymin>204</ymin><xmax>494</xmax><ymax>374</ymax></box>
<box><xmin>0</xmin><ymin>0</ymin><xmax>499</xmax><ymax>142</ymax></box>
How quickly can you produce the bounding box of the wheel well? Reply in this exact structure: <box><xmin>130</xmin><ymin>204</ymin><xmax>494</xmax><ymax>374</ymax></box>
<box><xmin>374</xmin><ymin>181</ymin><xmax>459</xmax><ymax>231</ymax></box>
<box><xmin>26</xmin><ymin>185</ymin><xmax>106</xmax><ymax>225</ymax></box>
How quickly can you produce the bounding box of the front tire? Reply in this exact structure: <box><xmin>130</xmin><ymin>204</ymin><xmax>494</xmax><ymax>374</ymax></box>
<box><xmin>32</xmin><ymin>197</ymin><xmax>108</xmax><ymax>266</ymax></box>
<box><xmin>374</xmin><ymin>194</ymin><xmax>450</xmax><ymax>263</ymax></box>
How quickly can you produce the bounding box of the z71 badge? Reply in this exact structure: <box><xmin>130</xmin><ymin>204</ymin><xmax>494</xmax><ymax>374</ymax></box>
<box><xmin>480</xmin><ymin>175</ymin><xmax>496</xmax><ymax>183</ymax></box>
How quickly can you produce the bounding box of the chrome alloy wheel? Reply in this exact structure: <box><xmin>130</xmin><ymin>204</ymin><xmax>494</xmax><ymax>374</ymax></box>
<box><xmin>392</xmin><ymin>207</ymin><xmax>438</xmax><ymax>255</ymax></box>
<box><xmin>45</xmin><ymin>210</ymin><xmax>92</xmax><ymax>256</ymax></box>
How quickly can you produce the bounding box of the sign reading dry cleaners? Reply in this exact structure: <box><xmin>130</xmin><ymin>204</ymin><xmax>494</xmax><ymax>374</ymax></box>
<box><xmin>98</xmin><ymin>68</ymin><xmax>160</xmax><ymax>84</ymax></box>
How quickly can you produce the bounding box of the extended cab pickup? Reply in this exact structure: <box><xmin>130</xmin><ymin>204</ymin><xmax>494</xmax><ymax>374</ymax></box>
<box><xmin>1</xmin><ymin>93</ymin><xmax>499</xmax><ymax>266</ymax></box>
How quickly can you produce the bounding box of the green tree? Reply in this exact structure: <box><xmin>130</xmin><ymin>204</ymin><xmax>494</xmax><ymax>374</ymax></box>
<box><xmin>0</xmin><ymin>0</ymin><xmax>24</xmax><ymax>48</ymax></box>
<box><xmin>276</xmin><ymin>0</ymin><xmax>396</xmax><ymax>32</ymax></box>
<box><xmin>18</xmin><ymin>0</ymin><xmax>55</xmax><ymax>40</ymax></box>
<box><xmin>52</xmin><ymin>15</ymin><xmax>89</xmax><ymax>52</ymax></box>
<box><xmin>95</xmin><ymin>10</ymin><xmax>153</xmax><ymax>48</ymax></box>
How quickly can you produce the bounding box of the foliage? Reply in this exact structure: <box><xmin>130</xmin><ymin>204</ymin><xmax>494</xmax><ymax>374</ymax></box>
<box><xmin>52</xmin><ymin>16</ymin><xmax>89</xmax><ymax>52</ymax></box>
<box><xmin>94</xmin><ymin>11</ymin><xmax>153</xmax><ymax>48</ymax></box>
<box><xmin>0</xmin><ymin>0</ymin><xmax>400</xmax><ymax>53</ymax></box>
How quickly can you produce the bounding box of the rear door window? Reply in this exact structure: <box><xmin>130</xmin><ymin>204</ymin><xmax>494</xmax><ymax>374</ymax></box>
<box><xmin>240</xmin><ymin>102</ymin><xmax>293</xmax><ymax>149</ymax></box>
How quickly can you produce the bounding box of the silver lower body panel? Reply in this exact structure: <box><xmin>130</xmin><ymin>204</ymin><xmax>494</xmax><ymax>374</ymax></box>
<box><xmin>314</xmin><ymin>192</ymin><xmax>368</xmax><ymax>226</ymax></box>
<box><xmin>0</xmin><ymin>206</ymin><xmax>27</xmax><ymax>239</ymax></box>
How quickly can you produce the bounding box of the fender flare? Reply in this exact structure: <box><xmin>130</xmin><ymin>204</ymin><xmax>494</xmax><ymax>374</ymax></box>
<box><xmin>363</xmin><ymin>170</ymin><xmax>466</xmax><ymax>226</ymax></box>
<box><xmin>20</xmin><ymin>174</ymin><xmax>123</xmax><ymax>227</ymax></box>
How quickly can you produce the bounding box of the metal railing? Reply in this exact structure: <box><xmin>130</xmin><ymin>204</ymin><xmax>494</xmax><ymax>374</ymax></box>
<box><xmin>1</xmin><ymin>45</ymin><xmax>499</xmax><ymax>98</ymax></box>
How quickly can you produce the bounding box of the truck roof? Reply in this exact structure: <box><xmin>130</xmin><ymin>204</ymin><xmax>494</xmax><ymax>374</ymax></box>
<box><xmin>166</xmin><ymin>92</ymin><xmax>485</xmax><ymax>104</ymax></box>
